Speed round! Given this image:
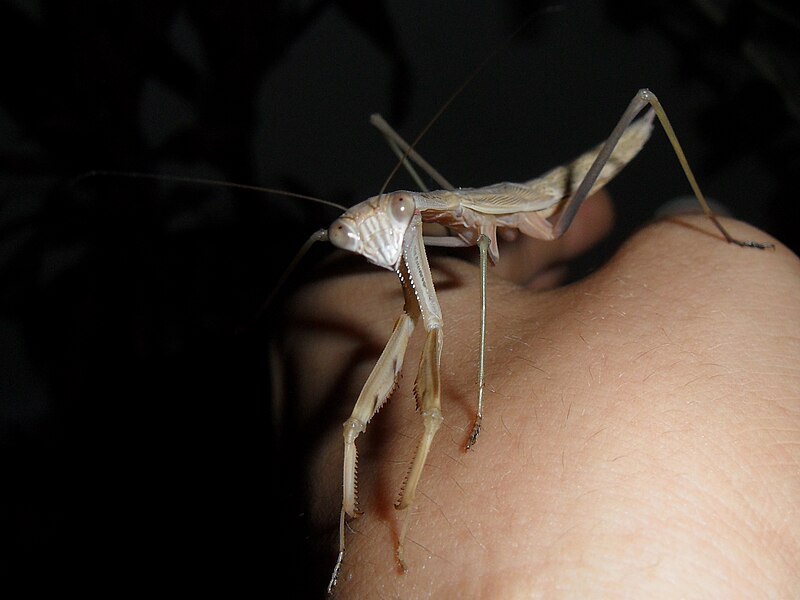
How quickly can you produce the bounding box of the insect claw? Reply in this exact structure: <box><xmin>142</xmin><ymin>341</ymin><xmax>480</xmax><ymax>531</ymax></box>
<box><xmin>725</xmin><ymin>235</ymin><xmax>775</xmax><ymax>250</ymax></box>
<box><xmin>466</xmin><ymin>416</ymin><xmax>482</xmax><ymax>450</ymax></box>
<box><xmin>396</xmin><ymin>505</ymin><xmax>412</xmax><ymax>574</ymax></box>
<box><xmin>397</xmin><ymin>550</ymin><xmax>408</xmax><ymax>574</ymax></box>
<box><xmin>742</xmin><ymin>240</ymin><xmax>775</xmax><ymax>250</ymax></box>
<box><xmin>327</xmin><ymin>551</ymin><xmax>344</xmax><ymax>595</ymax></box>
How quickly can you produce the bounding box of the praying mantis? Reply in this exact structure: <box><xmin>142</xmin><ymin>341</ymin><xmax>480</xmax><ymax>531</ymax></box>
<box><xmin>299</xmin><ymin>88</ymin><xmax>774</xmax><ymax>593</ymax></box>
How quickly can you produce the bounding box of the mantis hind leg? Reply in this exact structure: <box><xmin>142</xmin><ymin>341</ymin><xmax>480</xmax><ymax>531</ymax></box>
<box><xmin>553</xmin><ymin>89</ymin><xmax>773</xmax><ymax>250</ymax></box>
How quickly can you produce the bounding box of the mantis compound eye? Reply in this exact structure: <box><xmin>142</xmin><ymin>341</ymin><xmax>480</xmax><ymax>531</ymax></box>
<box><xmin>328</xmin><ymin>218</ymin><xmax>360</xmax><ymax>253</ymax></box>
<box><xmin>389</xmin><ymin>194</ymin><xmax>413</xmax><ymax>225</ymax></box>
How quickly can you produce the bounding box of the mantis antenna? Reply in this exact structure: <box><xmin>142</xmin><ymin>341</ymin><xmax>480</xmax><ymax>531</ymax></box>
<box><xmin>70</xmin><ymin>170</ymin><xmax>347</xmax><ymax>212</ymax></box>
<box><xmin>71</xmin><ymin>170</ymin><xmax>347</xmax><ymax>316</ymax></box>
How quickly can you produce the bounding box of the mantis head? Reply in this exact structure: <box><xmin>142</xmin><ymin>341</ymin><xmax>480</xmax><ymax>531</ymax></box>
<box><xmin>328</xmin><ymin>192</ymin><xmax>416</xmax><ymax>270</ymax></box>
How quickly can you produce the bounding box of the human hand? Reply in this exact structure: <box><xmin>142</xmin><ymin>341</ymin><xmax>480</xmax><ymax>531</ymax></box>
<box><xmin>282</xmin><ymin>193</ymin><xmax>799</xmax><ymax>597</ymax></box>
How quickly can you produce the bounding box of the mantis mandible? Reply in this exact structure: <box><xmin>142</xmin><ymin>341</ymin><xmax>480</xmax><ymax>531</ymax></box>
<box><xmin>317</xmin><ymin>88</ymin><xmax>773</xmax><ymax>593</ymax></box>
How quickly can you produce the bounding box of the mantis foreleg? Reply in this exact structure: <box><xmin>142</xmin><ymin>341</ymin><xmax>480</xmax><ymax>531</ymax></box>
<box><xmin>327</xmin><ymin>299</ymin><xmax>417</xmax><ymax>593</ymax></box>
<box><xmin>394</xmin><ymin>213</ymin><xmax>446</xmax><ymax>570</ymax></box>
<box><xmin>329</xmin><ymin>213</ymin><xmax>445</xmax><ymax>590</ymax></box>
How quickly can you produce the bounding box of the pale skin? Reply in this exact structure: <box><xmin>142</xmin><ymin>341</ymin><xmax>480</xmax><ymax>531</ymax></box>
<box><xmin>282</xmin><ymin>192</ymin><xmax>800</xmax><ymax>598</ymax></box>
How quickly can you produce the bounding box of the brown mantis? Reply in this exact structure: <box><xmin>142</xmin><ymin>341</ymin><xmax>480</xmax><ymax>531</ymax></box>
<box><xmin>313</xmin><ymin>88</ymin><xmax>773</xmax><ymax>593</ymax></box>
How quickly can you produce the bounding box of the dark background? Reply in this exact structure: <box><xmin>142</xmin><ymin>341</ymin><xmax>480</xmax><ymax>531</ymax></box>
<box><xmin>2</xmin><ymin>0</ymin><xmax>798</xmax><ymax>595</ymax></box>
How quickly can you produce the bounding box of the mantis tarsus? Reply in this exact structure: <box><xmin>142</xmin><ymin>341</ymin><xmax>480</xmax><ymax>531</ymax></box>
<box><xmin>316</xmin><ymin>88</ymin><xmax>773</xmax><ymax>594</ymax></box>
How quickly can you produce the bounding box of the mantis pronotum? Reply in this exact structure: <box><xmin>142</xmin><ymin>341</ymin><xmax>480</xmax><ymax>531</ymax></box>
<box><xmin>317</xmin><ymin>88</ymin><xmax>773</xmax><ymax>593</ymax></box>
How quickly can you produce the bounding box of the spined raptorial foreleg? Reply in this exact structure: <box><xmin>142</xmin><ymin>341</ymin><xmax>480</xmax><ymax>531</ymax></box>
<box><xmin>328</xmin><ymin>311</ymin><xmax>416</xmax><ymax>594</ymax></box>
<box><xmin>392</xmin><ymin>214</ymin><xmax>446</xmax><ymax>571</ymax></box>
<box><xmin>395</xmin><ymin>325</ymin><xmax>443</xmax><ymax>571</ymax></box>
<box><xmin>329</xmin><ymin>215</ymin><xmax>443</xmax><ymax>591</ymax></box>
